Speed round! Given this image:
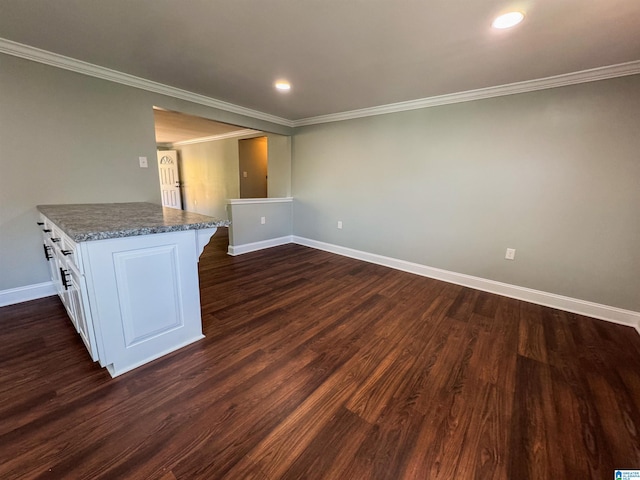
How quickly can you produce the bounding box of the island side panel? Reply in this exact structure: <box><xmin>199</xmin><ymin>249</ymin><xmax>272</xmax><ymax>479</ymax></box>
<box><xmin>81</xmin><ymin>230</ymin><xmax>205</xmax><ymax>376</ymax></box>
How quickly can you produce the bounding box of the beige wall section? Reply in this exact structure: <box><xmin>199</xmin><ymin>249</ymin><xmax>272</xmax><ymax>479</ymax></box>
<box><xmin>292</xmin><ymin>75</ymin><xmax>640</xmax><ymax>312</ymax></box>
<box><xmin>176</xmin><ymin>139</ymin><xmax>240</xmax><ymax>220</ymax></box>
<box><xmin>176</xmin><ymin>132</ymin><xmax>291</xmax><ymax>220</ymax></box>
<box><xmin>0</xmin><ymin>53</ymin><xmax>291</xmax><ymax>292</ymax></box>
<box><xmin>267</xmin><ymin>133</ymin><xmax>292</xmax><ymax>198</ymax></box>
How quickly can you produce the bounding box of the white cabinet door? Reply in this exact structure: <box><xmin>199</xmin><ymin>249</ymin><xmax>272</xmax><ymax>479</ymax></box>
<box><xmin>54</xmin><ymin>250</ymin><xmax>76</xmax><ymax>331</ymax></box>
<box><xmin>82</xmin><ymin>230</ymin><xmax>203</xmax><ymax>376</ymax></box>
<box><xmin>67</xmin><ymin>262</ymin><xmax>99</xmax><ymax>361</ymax></box>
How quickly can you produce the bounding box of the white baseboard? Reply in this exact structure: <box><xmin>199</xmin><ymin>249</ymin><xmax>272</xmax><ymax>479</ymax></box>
<box><xmin>228</xmin><ymin>236</ymin><xmax>293</xmax><ymax>256</ymax></box>
<box><xmin>11</xmin><ymin>240</ymin><xmax>637</xmax><ymax>333</ymax></box>
<box><xmin>0</xmin><ymin>281</ymin><xmax>57</xmax><ymax>307</ymax></box>
<box><xmin>292</xmin><ymin>236</ymin><xmax>640</xmax><ymax>332</ymax></box>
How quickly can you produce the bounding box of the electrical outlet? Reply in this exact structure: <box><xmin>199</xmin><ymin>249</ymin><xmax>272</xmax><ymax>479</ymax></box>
<box><xmin>337</xmin><ymin>221</ymin><xmax>343</xmax><ymax>229</ymax></box>
<box><xmin>505</xmin><ymin>248</ymin><xmax>516</xmax><ymax>260</ymax></box>
<box><xmin>138</xmin><ymin>156</ymin><xmax>148</xmax><ymax>168</ymax></box>
<box><xmin>261</xmin><ymin>216</ymin><xmax>266</xmax><ymax>225</ymax></box>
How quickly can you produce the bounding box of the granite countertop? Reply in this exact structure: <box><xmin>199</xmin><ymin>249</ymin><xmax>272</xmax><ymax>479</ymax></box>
<box><xmin>37</xmin><ymin>202</ymin><xmax>230</xmax><ymax>242</ymax></box>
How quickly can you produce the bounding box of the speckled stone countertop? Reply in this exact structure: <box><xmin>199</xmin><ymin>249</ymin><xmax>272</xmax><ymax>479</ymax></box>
<box><xmin>37</xmin><ymin>202</ymin><xmax>230</xmax><ymax>242</ymax></box>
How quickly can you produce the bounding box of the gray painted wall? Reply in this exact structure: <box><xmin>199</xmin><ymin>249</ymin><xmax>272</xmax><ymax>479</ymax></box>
<box><xmin>292</xmin><ymin>75</ymin><xmax>640</xmax><ymax>312</ymax></box>
<box><xmin>3</xmin><ymin>50</ymin><xmax>638</xmax><ymax>313</ymax></box>
<box><xmin>0</xmin><ymin>53</ymin><xmax>291</xmax><ymax>292</ymax></box>
<box><xmin>228</xmin><ymin>202</ymin><xmax>292</xmax><ymax>247</ymax></box>
<box><xmin>267</xmin><ymin>134</ymin><xmax>292</xmax><ymax>198</ymax></box>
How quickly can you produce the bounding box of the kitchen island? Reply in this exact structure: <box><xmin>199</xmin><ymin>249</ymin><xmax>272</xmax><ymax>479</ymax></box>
<box><xmin>37</xmin><ymin>202</ymin><xmax>229</xmax><ymax>377</ymax></box>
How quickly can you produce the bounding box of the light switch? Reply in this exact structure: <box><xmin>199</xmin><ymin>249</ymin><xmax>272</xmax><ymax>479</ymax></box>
<box><xmin>243</xmin><ymin>171</ymin><xmax>248</xmax><ymax>178</ymax></box>
<box><xmin>139</xmin><ymin>156</ymin><xmax>148</xmax><ymax>168</ymax></box>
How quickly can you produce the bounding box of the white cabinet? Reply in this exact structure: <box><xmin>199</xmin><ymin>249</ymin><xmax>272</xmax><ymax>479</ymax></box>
<box><xmin>38</xmin><ymin>214</ymin><xmax>216</xmax><ymax>377</ymax></box>
<box><xmin>66</xmin><ymin>261</ymin><xmax>99</xmax><ymax>361</ymax></box>
<box><xmin>40</xmin><ymin>217</ymin><xmax>97</xmax><ymax>360</ymax></box>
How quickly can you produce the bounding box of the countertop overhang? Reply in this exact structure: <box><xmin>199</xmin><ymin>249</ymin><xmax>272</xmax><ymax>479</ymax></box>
<box><xmin>37</xmin><ymin>202</ymin><xmax>230</xmax><ymax>242</ymax></box>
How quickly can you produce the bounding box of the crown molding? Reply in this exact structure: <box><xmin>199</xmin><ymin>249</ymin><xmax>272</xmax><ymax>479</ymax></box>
<box><xmin>0</xmin><ymin>38</ymin><xmax>294</xmax><ymax>128</ymax></box>
<box><xmin>171</xmin><ymin>129</ymin><xmax>262</xmax><ymax>146</ymax></box>
<box><xmin>292</xmin><ymin>60</ymin><xmax>640</xmax><ymax>127</ymax></box>
<box><xmin>2</xmin><ymin>37</ymin><xmax>638</xmax><ymax>130</ymax></box>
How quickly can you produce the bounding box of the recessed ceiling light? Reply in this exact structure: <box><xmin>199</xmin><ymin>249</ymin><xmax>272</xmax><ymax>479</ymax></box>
<box><xmin>492</xmin><ymin>11</ymin><xmax>525</xmax><ymax>29</ymax></box>
<box><xmin>275</xmin><ymin>80</ymin><xmax>291</xmax><ymax>92</ymax></box>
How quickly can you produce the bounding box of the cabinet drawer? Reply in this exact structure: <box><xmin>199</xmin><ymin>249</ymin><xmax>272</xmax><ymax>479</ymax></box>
<box><xmin>43</xmin><ymin>220</ymin><xmax>83</xmax><ymax>271</ymax></box>
<box><xmin>60</xmin><ymin>235</ymin><xmax>79</xmax><ymax>266</ymax></box>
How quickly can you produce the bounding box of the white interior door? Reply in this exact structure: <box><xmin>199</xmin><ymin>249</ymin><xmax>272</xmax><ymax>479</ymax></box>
<box><xmin>157</xmin><ymin>150</ymin><xmax>183</xmax><ymax>209</ymax></box>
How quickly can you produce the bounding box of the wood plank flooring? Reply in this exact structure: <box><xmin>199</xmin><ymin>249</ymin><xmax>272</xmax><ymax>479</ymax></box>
<box><xmin>1</xmin><ymin>227</ymin><xmax>640</xmax><ymax>479</ymax></box>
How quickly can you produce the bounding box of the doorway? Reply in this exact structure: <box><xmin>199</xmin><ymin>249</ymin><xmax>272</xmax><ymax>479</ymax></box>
<box><xmin>238</xmin><ymin>136</ymin><xmax>268</xmax><ymax>198</ymax></box>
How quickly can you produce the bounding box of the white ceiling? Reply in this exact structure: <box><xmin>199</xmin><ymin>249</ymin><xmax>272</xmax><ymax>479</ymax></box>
<box><xmin>153</xmin><ymin>109</ymin><xmax>255</xmax><ymax>145</ymax></box>
<box><xmin>1</xmin><ymin>0</ymin><xmax>639</xmax><ymax>121</ymax></box>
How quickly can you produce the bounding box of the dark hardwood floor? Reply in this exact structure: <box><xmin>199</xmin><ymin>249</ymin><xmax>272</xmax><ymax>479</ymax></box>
<box><xmin>1</xmin><ymin>227</ymin><xmax>640</xmax><ymax>479</ymax></box>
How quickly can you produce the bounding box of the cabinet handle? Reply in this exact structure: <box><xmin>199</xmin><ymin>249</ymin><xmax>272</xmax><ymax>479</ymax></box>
<box><xmin>60</xmin><ymin>250</ymin><xmax>73</xmax><ymax>256</ymax></box>
<box><xmin>43</xmin><ymin>229</ymin><xmax>52</xmax><ymax>233</ymax></box>
<box><xmin>37</xmin><ymin>222</ymin><xmax>44</xmax><ymax>226</ymax></box>
<box><xmin>60</xmin><ymin>268</ymin><xmax>70</xmax><ymax>290</ymax></box>
<box><xmin>51</xmin><ymin>238</ymin><xmax>61</xmax><ymax>243</ymax></box>
<box><xmin>43</xmin><ymin>244</ymin><xmax>52</xmax><ymax>261</ymax></box>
